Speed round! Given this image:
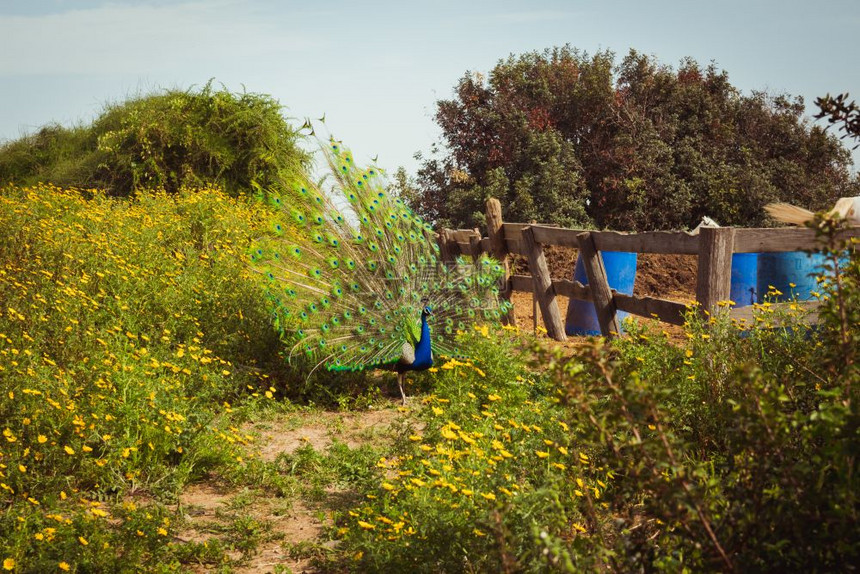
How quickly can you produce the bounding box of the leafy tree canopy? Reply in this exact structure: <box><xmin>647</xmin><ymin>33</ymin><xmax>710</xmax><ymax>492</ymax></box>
<box><xmin>0</xmin><ymin>81</ymin><xmax>309</xmax><ymax>197</ymax></box>
<box><xmin>413</xmin><ymin>46</ymin><xmax>859</xmax><ymax>231</ymax></box>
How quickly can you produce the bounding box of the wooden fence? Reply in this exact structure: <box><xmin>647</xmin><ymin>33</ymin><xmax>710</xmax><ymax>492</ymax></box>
<box><xmin>437</xmin><ymin>198</ymin><xmax>860</xmax><ymax>342</ymax></box>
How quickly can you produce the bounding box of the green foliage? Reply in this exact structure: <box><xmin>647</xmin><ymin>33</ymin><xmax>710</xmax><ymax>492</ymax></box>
<box><xmin>327</xmin><ymin>224</ymin><xmax>858</xmax><ymax>572</ymax></box>
<box><xmin>815</xmin><ymin>92</ymin><xmax>860</xmax><ymax>148</ymax></box>
<box><xmin>415</xmin><ymin>46</ymin><xmax>859</xmax><ymax>230</ymax></box>
<box><xmin>0</xmin><ymin>82</ymin><xmax>309</xmax><ymax>197</ymax></box>
<box><xmin>329</xmin><ymin>328</ymin><xmax>599</xmax><ymax>573</ymax></box>
<box><xmin>545</xmin><ymin>236</ymin><xmax>859</xmax><ymax>570</ymax></box>
<box><xmin>0</xmin><ymin>183</ymin><xmax>294</xmax><ymax>571</ymax></box>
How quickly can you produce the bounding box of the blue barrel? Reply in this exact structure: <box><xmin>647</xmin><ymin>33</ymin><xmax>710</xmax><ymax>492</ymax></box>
<box><xmin>730</xmin><ymin>253</ymin><xmax>758</xmax><ymax>307</ymax></box>
<box><xmin>566</xmin><ymin>251</ymin><xmax>637</xmax><ymax>336</ymax></box>
<box><xmin>756</xmin><ymin>252</ymin><xmax>827</xmax><ymax>302</ymax></box>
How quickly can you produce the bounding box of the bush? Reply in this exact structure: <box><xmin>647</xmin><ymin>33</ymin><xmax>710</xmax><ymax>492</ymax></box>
<box><xmin>324</xmin><ymin>217</ymin><xmax>857</xmax><ymax>571</ymax></box>
<box><xmin>544</xmin><ymin>223</ymin><xmax>859</xmax><ymax>571</ymax></box>
<box><xmin>0</xmin><ymin>183</ymin><xmax>289</xmax><ymax>570</ymax></box>
<box><xmin>415</xmin><ymin>46</ymin><xmax>859</xmax><ymax>230</ymax></box>
<box><xmin>330</xmin><ymin>327</ymin><xmax>599</xmax><ymax>573</ymax></box>
<box><xmin>0</xmin><ymin>82</ymin><xmax>309</xmax><ymax>197</ymax></box>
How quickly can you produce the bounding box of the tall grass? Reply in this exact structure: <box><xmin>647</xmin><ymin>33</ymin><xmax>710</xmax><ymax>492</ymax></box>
<box><xmin>0</xmin><ymin>184</ymin><xmax>286</xmax><ymax>570</ymax></box>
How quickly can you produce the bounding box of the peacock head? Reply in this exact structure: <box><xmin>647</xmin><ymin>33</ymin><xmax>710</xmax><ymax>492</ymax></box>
<box><xmin>421</xmin><ymin>303</ymin><xmax>433</xmax><ymax>317</ymax></box>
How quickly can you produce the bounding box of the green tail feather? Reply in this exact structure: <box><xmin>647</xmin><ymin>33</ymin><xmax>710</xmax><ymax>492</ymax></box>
<box><xmin>249</xmin><ymin>136</ymin><xmax>509</xmax><ymax>373</ymax></box>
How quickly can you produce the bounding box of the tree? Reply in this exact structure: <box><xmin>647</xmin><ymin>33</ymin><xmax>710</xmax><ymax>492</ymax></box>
<box><xmin>815</xmin><ymin>92</ymin><xmax>860</xmax><ymax>145</ymax></box>
<box><xmin>415</xmin><ymin>46</ymin><xmax>859</xmax><ymax>231</ymax></box>
<box><xmin>0</xmin><ymin>81</ymin><xmax>309</xmax><ymax>197</ymax></box>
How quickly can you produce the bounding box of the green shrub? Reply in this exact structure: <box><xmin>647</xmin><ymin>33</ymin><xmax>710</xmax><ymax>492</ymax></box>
<box><xmin>0</xmin><ymin>183</ymin><xmax>290</xmax><ymax>570</ymax></box>
<box><xmin>0</xmin><ymin>82</ymin><xmax>309</xmax><ymax>197</ymax></box>
<box><xmin>545</xmin><ymin>223</ymin><xmax>859</xmax><ymax>571</ymax></box>
<box><xmin>330</xmin><ymin>327</ymin><xmax>601</xmax><ymax>573</ymax></box>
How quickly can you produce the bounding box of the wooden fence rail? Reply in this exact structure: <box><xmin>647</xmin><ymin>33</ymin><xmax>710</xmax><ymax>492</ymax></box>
<box><xmin>436</xmin><ymin>198</ymin><xmax>860</xmax><ymax>341</ymax></box>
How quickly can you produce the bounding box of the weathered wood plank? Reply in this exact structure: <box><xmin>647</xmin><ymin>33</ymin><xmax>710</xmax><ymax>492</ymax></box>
<box><xmin>450</xmin><ymin>228</ymin><xmax>478</xmax><ymax>242</ymax></box>
<box><xmin>501</xmin><ymin>223</ymin><xmax>529</xmax><ymax>243</ymax></box>
<box><xmin>577</xmin><ymin>231</ymin><xmax>621</xmax><ymax>337</ymax></box>
<box><xmin>592</xmin><ymin>230</ymin><xmax>700</xmax><ymax>254</ymax></box>
<box><xmin>510</xmin><ymin>274</ymin><xmax>534</xmax><ymax>292</ymax></box>
<box><xmin>510</xmin><ymin>277</ymin><xmax>591</xmax><ymax>300</ymax></box>
<box><xmin>437</xmin><ymin>229</ymin><xmax>454</xmax><ymax>263</ymax></box>
<box><xmin>486</xmin><ymin>198</ymin><xmax>507</xmax><ymax>256</ymax></box>
<box><xmin>522</xmin><ymin>227</ymin><xmax>567</xmax><ymax>341</ymax></box>
<box><xmin>486</xmin><ymin>198</ymin><xmax>516</xmax><ymax>326</ymax></box>
<box><xmin>530</xmin><ymin>225</ymin><xmax>586</xmax><ymax>248</ymax></box>
<box><xmin>505</xmin><ymin>239</ymin><xmax>527</xmax><ymax>255</ymax></box>
<box><xmin>614</xmin><ymin>293</ymin><xmax>689</xmax><ymax>326</ymax></box>
<box><xmin>469</xmin><ymin>234</ymin><xmax>482</xmax><ymax>262</ymax></box>
<box><xmin>733</xmin><ymin>227</ymin><xmax>860</xmax><ymax>253</ymax></box>
<box><xmin>505</xmin><ymin>224</ymin><xmax>860</xmax><ymax>254</ymax></box>
<box><xmin>552</xmin><ymin>279</ymin><xmax>592</xmax><ymax>301</ymax></box>
<box><xmin>516</xmin><ymin>277</ymin><xmax>688</xmax><ymax>326</ymax></box>
<box><xmin>696</xmin><ymin>227</ymin><xmax>735</xmax><ymax>313</ymax></box>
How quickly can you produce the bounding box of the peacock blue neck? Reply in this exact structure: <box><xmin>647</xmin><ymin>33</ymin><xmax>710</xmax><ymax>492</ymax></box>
<box><xmin>411</xmin><ymin>310</ymin><xmax>433</xmax><ymax>371</ymax></box>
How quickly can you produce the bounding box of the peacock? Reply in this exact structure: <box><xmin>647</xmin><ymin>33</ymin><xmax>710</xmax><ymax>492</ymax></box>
<box><xmin>248</xmin><ymin>137</ymin><xmax>511</xmax><ymax>403</ymax></box>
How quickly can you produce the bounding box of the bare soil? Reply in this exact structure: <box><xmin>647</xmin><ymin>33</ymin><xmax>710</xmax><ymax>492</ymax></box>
<box><xmin>176</xmin><ymin>407</ymin><xmax>404</xmax><ymax>573</ymax></box>
<box><xmin>251</xmin><ymin>409</ymin><xmax>401</xmax><ymax>463</ymax></box>
<box><xmin>510</xmin><ymin>246</ymin><xmax>698</xmax><ymax>339</ymax></box>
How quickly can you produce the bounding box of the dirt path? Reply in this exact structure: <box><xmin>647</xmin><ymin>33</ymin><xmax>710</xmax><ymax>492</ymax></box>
<box><xmin>174</xmin><ymin>250</ymin><xmax>699</xmax><ymax>572</ymax></box>
<box><xmin>176</xmin><ymin>406</ymin><xmax>404</xmax><ymax>573</ymax></box>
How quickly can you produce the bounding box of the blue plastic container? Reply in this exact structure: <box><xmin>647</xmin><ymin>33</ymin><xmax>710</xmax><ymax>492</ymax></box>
<box><xmin>756</xmin><ymin>252</ymin><xmax>827</xmax><ymax>302</ymax></box>
<box><xmin>729</xmin><ymin>253</ymin><xmax>758</xmax><ymax>307</ymax></box>
<box><xmin>565</xmin><ymin>251</ymin><xmax>638</xmax><ymax>336</ymax></box>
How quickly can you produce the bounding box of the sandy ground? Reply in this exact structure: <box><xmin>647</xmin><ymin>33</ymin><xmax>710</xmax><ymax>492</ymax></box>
<box><xmin>175</xmin><ymin>407</ymin><xmax>404</xmax><ymax>574</ymax></box>
<box><xmin>509</xmin><ymin>248</ymin><xmax>698</xmax><ymax>340</ymax></box>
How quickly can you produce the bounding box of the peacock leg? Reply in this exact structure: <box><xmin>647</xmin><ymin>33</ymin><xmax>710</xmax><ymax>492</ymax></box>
<box><xmin>397</xmin><ymin>372</ymin><xmax>407</xmax><ymax>405</ymax></box>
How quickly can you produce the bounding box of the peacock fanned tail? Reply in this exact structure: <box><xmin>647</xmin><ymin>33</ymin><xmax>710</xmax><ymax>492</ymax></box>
<box><xmin>248</xmin><ymin>137</ymin><xmax>511</xmax><ymax>373</ymax></box>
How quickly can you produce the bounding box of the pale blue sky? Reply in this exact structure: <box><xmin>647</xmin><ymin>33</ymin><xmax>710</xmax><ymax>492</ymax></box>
<box><xmin>1</xmin><ymin>0</ymin><xmax>858</xmax><ymax>175</ymax></box>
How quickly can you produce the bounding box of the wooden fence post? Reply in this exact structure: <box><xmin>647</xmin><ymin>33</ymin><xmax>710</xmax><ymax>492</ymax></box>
<box><xmin>522</xmin><ymin>226</ymin><xmax>566</xmax><ymax>341</ymax></box>
<box><xmin>696</xmin><ymin>227</ymin><xmax>735</xmax><ymax>314</ymax></box>
<box><xmin>469</xmin><ymin>228</ymin><xmax>482</xmax><ymax>263</ymax></box>
<box><xmin>437</xmin><ymin>229</ymin><xmax>454</xmax><ymax>264</ymax></box>
<box><xmin>485</xmin><ymin>198</ymin><xmax>517</xmax><ymax>327</ymax></box>
<box><xmin>577</xmin><ymin>231</ymin><xmax>620</xmax><ymax>337</ymax></box>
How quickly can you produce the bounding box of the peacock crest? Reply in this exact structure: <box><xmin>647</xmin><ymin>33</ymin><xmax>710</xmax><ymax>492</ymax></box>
<box><xmin>248</xmin><ymin>137</ymin><xmax>511</xmax><ymax>379</ymax></box>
